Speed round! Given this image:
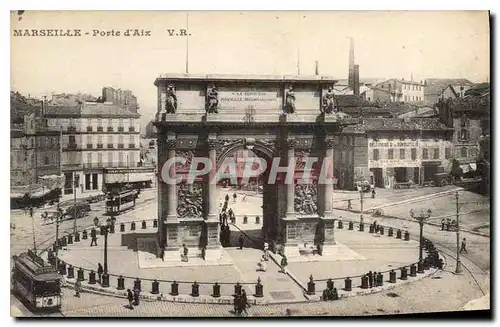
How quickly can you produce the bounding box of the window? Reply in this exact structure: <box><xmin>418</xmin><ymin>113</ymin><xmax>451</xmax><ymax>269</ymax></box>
<box><xmin>87</xmin><ymin>118</ymin><xmax>91</xmax><ymax>127</ymax></box>
<box><xmin>373</xmin><ymin>149</ymin><xmax>379</xmax><ymax>161</ymax></box>
<box><xmin>85</xmin><ymin>173</ymin><xmax>91</xmax><ymax>190</ymax></box>
<box><xmin>108</xmin><ymin>152</ymin><xmax>113</xmax><ymax>165</ymax></box>
<box><xmin>119</xmin><ymin>135</ymin><xmax>124</xmax><ymax>144</ymax></box>
<box><xmin>422</xmin><ymin>148</ymin><xmax>429</xmax><ymax>159</ymax></box>
<box><xmin>411</xmin><ymin>148</ymin><xmax>417</xmax><ymax>160</ymax></box>
<box><xmin>98</xmin><ymin>135</ymin><xmax>103</xmax><ymax>144</ymax></box>
<box><xmin>92</xmin><ymin>173</ymin><xmax>98</xmax><ymax>190</ymax></box>
<box><xmin>98</xmin><ymin>118</ymin><xmax>102</xmax><ymax>127</ymax></box>
<box><xmin>108</xmin><ymin>118</ymin><xmax>112</xmax><ymax>126</ymax></box>
<box><xmin>97</xmin><ymin>152</ymin><xmax>103</xmax><ymax>166</ymax></box>
<box><xmin>400</xmin><ymin>149</ymin><xmax>405</xmax><ymax>159</ymax></box>
<box><xmin>445</xmin><ymin>148</ymin><xmax>452</xmax><ymax>159</ymax></box>
<box><xmin>87</xmin><ymin>152</ymin><xmax>92</xmax><ymax>164</ymax></box>
<box><xmin>69</xmin><ymin>118</ymin><xmax>74</xmax><ymax>127</ymax></box>
<box><xmin>119</xmin><ymin>118</ymin><xmax>124</xmax><ymax>127</ymax></box>
<box><xmin>44</xmin><ymin>155</ymin><xmax>49</xmax><ymax>165</ymax></box>
<box><xmin>388</xmin><ymin>149</ymin><xmax>394</xmax><ymax>159</ymax></box>
<box><xmin>69</xmin><ymin>135</ymin><xmax>76</xmax><ymax>144</ymax></box>
<box><xmin>433</xmin><ymin>148</ymin><xmax>440</xmax><ymax>159</ymax></box>
<box><xmin>130</xmin><ymin>152</ymin><xmax>136</xmax><ymax>166</ymax></box>
<box><xmin>118</xmin><ymin>152</ymin><xmax>124</xmax><ymax>166</ymax></box>
<box><xmin>460</xmin><ymin>147</ymin><xmax>467</xmax><ymax>158</ymax></box>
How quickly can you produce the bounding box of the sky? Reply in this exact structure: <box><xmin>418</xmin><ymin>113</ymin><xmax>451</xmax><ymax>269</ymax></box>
<box><xmin>11</xmin><ymin>11</ymin><xmax>490</xmax><ymax>127</ymax></box>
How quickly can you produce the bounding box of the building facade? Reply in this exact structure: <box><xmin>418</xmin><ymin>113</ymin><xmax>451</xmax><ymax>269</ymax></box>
<box><xmin>44</xmin><ymin>101</ymin><xmax>150</xmax><ymax>195</ymax></box>
<box><xmin>102</xmin><ymin>87</ymin><xmax>139</xmax><ymax>113</ymax></box>
<box><xmin>375</xmin><ymin>79</ymin><xmax>425</xmax><ymax>103</ymax></box>
<box><xmin>424</xmin><ymin>78</ymin><xmax>473</xmax><ymax>106</ymax></box>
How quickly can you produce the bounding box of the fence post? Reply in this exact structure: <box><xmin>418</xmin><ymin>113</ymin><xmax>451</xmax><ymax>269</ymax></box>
<box><xmin>117</xmin><ymin>276</ymin><xmax>125</xmax><ymax>290</ymax></box>
<box><xmin>410</xmin><ymin>264</ymin><xmax>417</xmax><ymax>277</ymax></box>
<box><xmin>67</xmin><ymin>234</ymin><xmax>73</xmax><ymax>244</ymax></box>
<box><xmin>171</xmin><ymin>281</ymin><xmax>179</xmax><ymax>296</ymax></box>
<box><xmin>212</xmin><ymin>282</ymin><xmax>221</xmax><ymax>298</ymax></box>
<box><xmin>89</xmin><ymin>270</ymin><xmax>96</xmax><ymax>284</ymax></box>
<box><xmin>307</xmin><ymin>275</ymin><xmax>315</xmax><ymax>295</ymax></box>
<box><xmin>234</xmin><ymin>282</ymin><xmax>242</xmax><ymax>295</ymax></box>
<box><xmin>389</xmin><ymin>270</ymin><xmax>396</xmax><ymax>283</ymax></box>
<box><xmin>67</xmin><ymin>265</ymin><xmax>75</xmax><ymax>279</ymax></box>
<box><xmin>359</xmin><ymin>223</ymin><xmax>364</xmax><ymax>232</ymax></box>
<box><xmin>152</xmin><ymin>280</ymin><xmax>159</xmax><ymax>294</ymax></box>
<box><xmin>74</xmin><ymin>232</ymin><xmax>80</xmax><ymax>242</ymax></box>
<box><xmin>361</xmin><ymin>275</ymin><xmax>368</xmax><ymax>289</ymax></box>
<box><xmin>344</xmin><ymin>277</ymin><xmax>352</xmax><ymax>291</ymax></box>
<box><xmin>400</xmin><ymin>267</ymin><xmax>408</xmax><ymax>280</ymax></box>
<box><xmin>326</xmin><ymin>278</ymin><xmax>334</xmax><ymax>291</ymax></box>
<box><xmin>191</xmin><ymin>281</ymin><xmax>199</xmax><ymax>297</ymax></box>
<box><xmin>255</xmin><ymin>277</ymin><xmax>264</xmax><ymax>298</ymax></box>
<box><xmin>348</xmin><ymin>221</ymin><xmax>354</xmax><ymax>230</ymax></box>
<box><xmin>77</xmin><ymin>268</ymin><xmax>84</xmax><ymax>281</ymax></box>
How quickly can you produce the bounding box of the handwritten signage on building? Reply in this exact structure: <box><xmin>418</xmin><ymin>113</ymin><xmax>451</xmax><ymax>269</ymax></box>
<box><xmin>218</xmin><ymin>89</ymin><xmax>279</xmax><ymax>110</ymax></box>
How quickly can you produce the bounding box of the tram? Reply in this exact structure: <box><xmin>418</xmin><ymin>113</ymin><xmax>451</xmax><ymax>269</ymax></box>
<box><xmin>105</xmin><ymin>189</ymin><xmax>138</xmax><ymax>215</ymax></box>
<box><xmin>11</xmin><ymin>250</ymin><xmax>62</xmax><ymax>311</ymax></box>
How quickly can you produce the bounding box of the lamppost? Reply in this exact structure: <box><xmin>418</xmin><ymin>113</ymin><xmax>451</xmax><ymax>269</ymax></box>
<box><xmin>72</xmin><ymin>174</ymin><xmax>80</xmax><ymax>236</ymax></box>
<box><xmin>356</xmin><ymin>185</ymin><xmax>364</xmax><ymax>224</ymax></box>
<box><xmin>410</xmin><ymin>208</ymin><xmax>432</xmax><ymax>263</ymax></box>
<box><xmin>454</xmin><ymin>191</ymin><xmax>463</xmax><ymax>274</ymax></box>
<box><xmin>101</xmin><ymin>216</ymin><xmax>115</xmax><ymax>288</ymax></box>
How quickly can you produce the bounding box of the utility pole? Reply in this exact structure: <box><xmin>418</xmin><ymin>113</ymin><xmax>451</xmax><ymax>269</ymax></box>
<box><xmin>455</xmin><ymin>191</ymin><xmax>463</xmax><ymax>274</ymax></box>
<box><xmin>30</xmin><ymin>207</ymin><xmax>37</xmax><ymax>254</ymax></box>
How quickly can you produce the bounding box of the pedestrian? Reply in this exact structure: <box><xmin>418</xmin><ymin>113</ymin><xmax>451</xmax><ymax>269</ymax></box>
<box><xmin>90</xmin><ymin>228</ymin><xmax>97</xmax><ymax>247</ymax></box>
<box><xmin>75</xmin><ymin>279</ymin><xmax>82</xmax><ymax>297</ymax></box>
<box><xmin>371</xmin><ymin>189</ymin><xmax>376</xmax><ymax>199</ymax></box>
<box><xmin>240</xmin><ymin>289</ymin><xmax>249</xmax><ymax>316</ymax></box>
<box><xmin>243</xmin><ymin>195</ymin><xmax>247</xmax><ymax>202</ymax></box>
<box><xmin>233</xmin><ymin>293</ymin><xmax>241</xmax><ymax>316</ymax></box>
<box><xmin>97</xmin><ymin>263</ymin><xmax>103</xmax><ymax>284</ymax></box>
<box><xmin>182</xmin><ymin>244</ymin><xmax>189</xmax><ymax>262</ymax></box>
<box><xmin>368</xmin><ymin>270</ymin><xmax>373</xmax><ymax>288</ymax></box>
<box><xmin>460</xmin><ymin>238</ymin><xmax>468</xmax><ymax>253</ymax></box>
<box><xmin>225</xmin><ymin>194</ymin><xmax>230</xmax><ymax>202</ymax></box>
<box><xmin>347</xmin><ymin>199</ymin><xmax>352</xmax><ymax>210</ymax></box>
<box><xmin>233</xmin><ymin>193</ymin><xmax>237</xmax><ymax>203</ymax></box>
<box><xmin>263</xmin><ymin>241</ymin><xmax>269</xmax><ymax>261</ymax></box>
<box><xmin>127</xmin><ymin>289</ymin><xmax>134</xmax><ymax>309</ymax></box>
<box><xmin>441</xmin><ymin>219</ymin><xmax>445</xmax><ymax>231</ymax></box>
<box><xmin>446</xmin><ymin>219</ymin><xmax>451</xmax><ymax>231</ymax></box>
<box><xmin>238</xmin><ymin>234</ymin><xmax>244</xmax><ymax>250</ymax></box>
<box><xmin>280</xmin><ymin>255</ymin><xmax>288</xmax><ymax>274</ymax></box>
<box><xmin>133</xmin><ymin>288</ymin><xmax>140</xmax><ymax>306</ymax></box>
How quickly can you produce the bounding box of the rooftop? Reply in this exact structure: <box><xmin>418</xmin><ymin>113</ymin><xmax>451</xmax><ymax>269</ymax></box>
<box><xmin>342</xmin><ymin>118</ymin><xmax>452</xmax><ymax>133</ymax></box>
<box><xmin>154</xmin><ymin>73</ymin><xmax>338</xmax><ymax>85</ymax></box>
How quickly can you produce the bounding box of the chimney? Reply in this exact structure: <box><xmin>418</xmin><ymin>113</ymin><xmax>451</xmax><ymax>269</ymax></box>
<box><xmin>315</xmin><ymin>60</ymin><xmax>319</xmax><ymax>75</ymax></box>
<box><xmin>348</xmin><ymin>37</ymin><xmax>355</xmax><ymax>91</ymax></box>
<box><xmin>353</xmin><ymin>64</ymin><xmax>360</xmax><ymax>96</ymax></box>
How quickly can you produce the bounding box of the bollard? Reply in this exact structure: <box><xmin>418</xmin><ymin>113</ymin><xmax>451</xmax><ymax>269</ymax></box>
<box><xmin>75</xmin><ymin>232</ymin><xmax>80</xmax><ymax>242</ymax></box>
<box><xmin>120</xmin><ymin>223</ymin><xmax>125</xmax><ymax>232</ymax></box>
<box><xmin>361</xmin><ymin>275</ymin><xmax>369</xmax><ymax>289</ymax></box>
<box><xmin>151</xmin><ymin>280</ymin><xmax>159</xmax><ymax>294</ymax></box>
<box><xmin>191</xmin><ymin>281</ymin><xmax>200</xmax><ymax>297</ymax></box>
<box><xmin>377</xmin><ymin>273</ymin><xmax>383</xmax><ymax>286</ymax></box>
<box><xmin>326</xmin><ymin>278</ymin><xmax>334</xmax><ymax>291</ymax></box>
<box><xmin>59</xmin><ymin>262</ymin><xmax>67</xmax><ymax>275</ymax></box>
<box><xmin>400</xmin><ymin>267</ymin><xmax>408</xmax><ymax>280</ymax></box>
<box><xmin>338</xmin><ymin>220</ymin><xmax>343</xmax><ymax>229</ymax></box>
<box><xmin>131</xmin><ymin>222</ymin><xmax>136</xmax><ymax>231</ymax></box>
<box><xmin>212</xmin><ymin>282</ymin><xmax>221</xmax><ymax>298</ymax></box>
<box><xmin>423</xmin><ymin>259</ymin><xmax>430</xmax><ymax>271</ymax></box>
<box><xmin>61</xmin><ymin>236</ymin><xmax>67</xmax><ymax>247</ymax></box>
<box><xmin>255</xmin><ymin>277</ymin><xmax>264</xmax><ymax>297</ymax></box>
<box><xmin>388</xmin><ymin>228</ymin><xmax>394</xmax><ymax>237</ymax></box>
<box><xmin>348</xmin><ymin>221</ymin><xmax>354</xmax><ymax>230</ymax></box>
<box><xmin>410</xmin><ymin>264</ymin><xmax>417</xmax><ymax>277</ymax></box>
<box><xmin>117</xmin><ymin>276</ymin><xmax>125</xmax><ymax>290</ymax></box>
<box><xmin>396</xmin><ymin>229</ymin><xmax>402</xmax><ymax>239</ymax></box>
<box><xmin>389</xmin><ymin>270</ymin><xmax>396</xmax><ymax>283</ymax></box>
<box><xmin>102</xmin><ymin>273</ymin><xmax>109</xmax><ymax>288</ymax></box>
<box><xmin>77</xmin><ymin>268</ymin><xmax>85</xmax><ymax>281</ymax></box>
<box><xmin>369</xmin><ymin>224</ymin><xmax>374</xmax><ymax>233</ymax></box>
<box><xmin>171</xmin><ymin>281</ymin><xmax>179</xmax><ymax>296</ymax></box>
<box><xmin>332</xmin><ymin>288</ymin><xmax>339</xmax><ymax>300</ymax></box>
<box><xmin>134</xmin><ymin>278</ymin><xmax>141</xmax><ymax>292</ymax></box>
<box><xmin>344</xmin><ymin>277</ymin><xmax>352</xmax><ymax>291</ymax></box>
<box><xmin>307</xmin><ymin>275</ymin><xmax>316</xmax><ymax>295</ymax></box>
<box><xmin>142</xmin><ymin>221</ymin><xmax>147</xmax><ymax>229</ymax></box>
<box><xmin>234</xmin><ymin>282</ymin><xmax>242</xmax><ymax>295</ymax></box>
<box><xmin>67</xmin><ymin>234</ymin><xmax>73</xmax><ymax>244</ymax></box>
<box><xmin>89</xmin><ymin>270</ymin><xmax>96</xmax><ymax>284</ymax></box>
<box><xmin>417</xmin><ymin>261</ymin><xmax>424</xmax><ymax>273</ymax></box>
<box><xmin>379</xmin><ymin>226</ymin><xmax>384</xmax><ymax>235</ymax></box>
<box><xmin>109</xmin><ymin>223</ymin><xmax>115</xmax><ymax>234</ymax></box>
<box><xmin>359</xmin><ymin>223</ymin><xmax>364</xmax><ymax>232</ymax></box>
<box><xmin>67</xmin><ymin>265</ymin><xmax>75</xmax><ymax>279</ymax></box>
<box><xmin>404</xmin><ymin>231</ymin><xmax>410</xmax><ymax>241</ymax></box>
<box><xmin>153</xmin><ymin>219</ymin><xmax>158</xmax><ymax>228</ymax></box>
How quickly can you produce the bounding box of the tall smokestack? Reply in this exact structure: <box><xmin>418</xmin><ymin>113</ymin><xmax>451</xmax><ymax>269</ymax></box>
<box><xmin>315</xmin><ymin>61</ymin><xmax>319</xmax><ymax>75</ymax></box>
<box><xmin>354</xmin><ymin>65</ymin><xmax>360</xmax><ymax>96</ymax></box>
<box><xmin>348</xmin><ymin>37</ymin><xmax>355</xmax><ymax>91</ymax></box>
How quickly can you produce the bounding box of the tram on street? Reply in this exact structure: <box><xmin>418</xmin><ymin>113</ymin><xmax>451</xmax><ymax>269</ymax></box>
<box><xmin>105</xmin><ymin>189</ymin><xmax>138</xmax><ymax>215</ymax></box>
<box><xmin>11</xmin><ymin>250</ymin><xmax>62</xmax><ymax>311</ymax></box>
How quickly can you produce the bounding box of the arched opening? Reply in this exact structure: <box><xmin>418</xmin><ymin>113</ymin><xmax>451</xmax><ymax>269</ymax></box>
<box><xmin>216</xmin><ymin>143</ymin><xmax>278</xmax><ymax>248</ymax></box>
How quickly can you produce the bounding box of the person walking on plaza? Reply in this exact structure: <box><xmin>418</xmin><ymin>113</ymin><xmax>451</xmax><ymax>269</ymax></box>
<box><xmin>181</xmin><ymin>244</ymin><xmax>189</xmax><ymax>262</ymax></box>
<box><xmin>446</xmin><ymin>218</ymin><xmax>451</xmax><ymax>231</ymax></box>
<box><xmin>368</xmin><ymin>270</ymin><xmax>373</xmax><ymax>288</ymax></box>
<box><xmin>240</xmin><ymin>289</ymin><xmax>249</xmax><ymax>316</ymax></box>
<box><xmin>280</xmin><ymin>255</ymin><xmax>288</xmax><ymax>274</ymax></box>
<box><xmin>97</xmin><ymin>263</ymin><xmax>103</xmax><ymax>284</ymax></box>
<box><xmin>233</xmin><ymin>193</ymin><xmax>237</xmax><ymax>203</ymax></box>
<box><xmin>127</xmin><ymin>289</ymin><xmax>134</xmax><ymax>309</ymax></box>
<box><xmin>238</xmin><ymin>234</ymin><xmax>245</xmax><ymax>250</ymax></box>
<box><xmin>371</xmin><ymin>189</ymin><xmax>376</xmax><ymax>199</ymax></box>
<box><xmin>133</xmin><ymin>288</ymin><xmax>140</xmax><ymax>306</ymax></box>
<box><xmin>441</xmin><ymin>219</ymin><xmax>445</xmax><ymax>231</ymax></box>
<box><xmin>460</xmin><ymin>238</ymin><xmax>468</xmax><ymax>253</ymax></box>
<box><xmin>233</xmin><ymin>292</ymin><xmax>241</xmax><ymax>316</ymax></box>
<box><xmin>90</xmin><ymin>228</ymin><xmax>98</xmax><ymax>247</ymax></box>
<box><xmin>263</xmin><ymin>241</ymin><xmax>269</xmax><ymax>261</ymax></box>
<box><xmin>347</xmin><ymin>199</ymin><xmax>352</xmax><ymax>210</ymax></box>
<box><xmin>74</xmin><ymin>279</ymin><xmax>82</xmax><ymax>297</ymax></box>
<box><xmin>225</xmin><ymin>194</ymin><xmax>230</xmax><ymax>203</ymax></box>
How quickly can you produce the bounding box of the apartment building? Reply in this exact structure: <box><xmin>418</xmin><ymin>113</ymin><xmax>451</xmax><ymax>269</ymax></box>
<box><xmin>375</xmin><ymin>79</ymin><xmax>425</xmax><ymax>103</ymax></box>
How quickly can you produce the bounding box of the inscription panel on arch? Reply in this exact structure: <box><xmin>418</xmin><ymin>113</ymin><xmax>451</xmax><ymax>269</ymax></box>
<box><xmin>217</xmin><ymin>86</ymin><xmax>280</xmax><ymax>110</ymax></box>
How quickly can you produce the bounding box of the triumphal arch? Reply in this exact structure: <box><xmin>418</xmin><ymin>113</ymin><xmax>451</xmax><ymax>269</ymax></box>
<box><xmin>153</xmin><ymin>74</ymin><xmax>357</xmax><ymax>262</ymax></box>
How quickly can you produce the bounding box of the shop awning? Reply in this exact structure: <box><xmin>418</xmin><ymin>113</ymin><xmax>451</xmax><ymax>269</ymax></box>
<box><xmin>38</xmin><ymin>174</ymin><xmax>65</xmax><ymax>191</ymax></box>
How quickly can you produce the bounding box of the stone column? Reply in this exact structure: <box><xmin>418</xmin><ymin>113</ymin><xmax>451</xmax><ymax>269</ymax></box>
<box><xmin>204</xmin><ymin>134</ymin><xmax>221</xmax><ymax>260</ymax></box>
<box><xmin>319</xmin><ymin>138</ymin><xmax>336</xmax><ymax>252</ymax></box>
<box><xmin>163</xmin><ymin>135</ymin><xmax>180</xmax><ymax>261</ymax></box>
<box><xmin>281</xmin><ymin>138</ymin><xmax>299</xmax><ymax>258</ymax></box>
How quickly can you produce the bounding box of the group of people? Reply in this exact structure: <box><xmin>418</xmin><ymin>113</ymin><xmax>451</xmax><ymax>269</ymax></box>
<box><xmin>365</xmin><ymin>270</ymin><xmax>382</xmax><ymax>288</ymax></box>
<box><xmin>441</xmin><ymin>218</ymin><xmax>458</xmax><ymax>231</ymax></box>
<box><xmin>127</xmin><ymin>288</ymin><xmax>141</xmax><ymax>308</ymax></box>
<box><xmin>233</xmin><ymin>289</ymin><xmax>250</xmax><ymax>316</ymax></box>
